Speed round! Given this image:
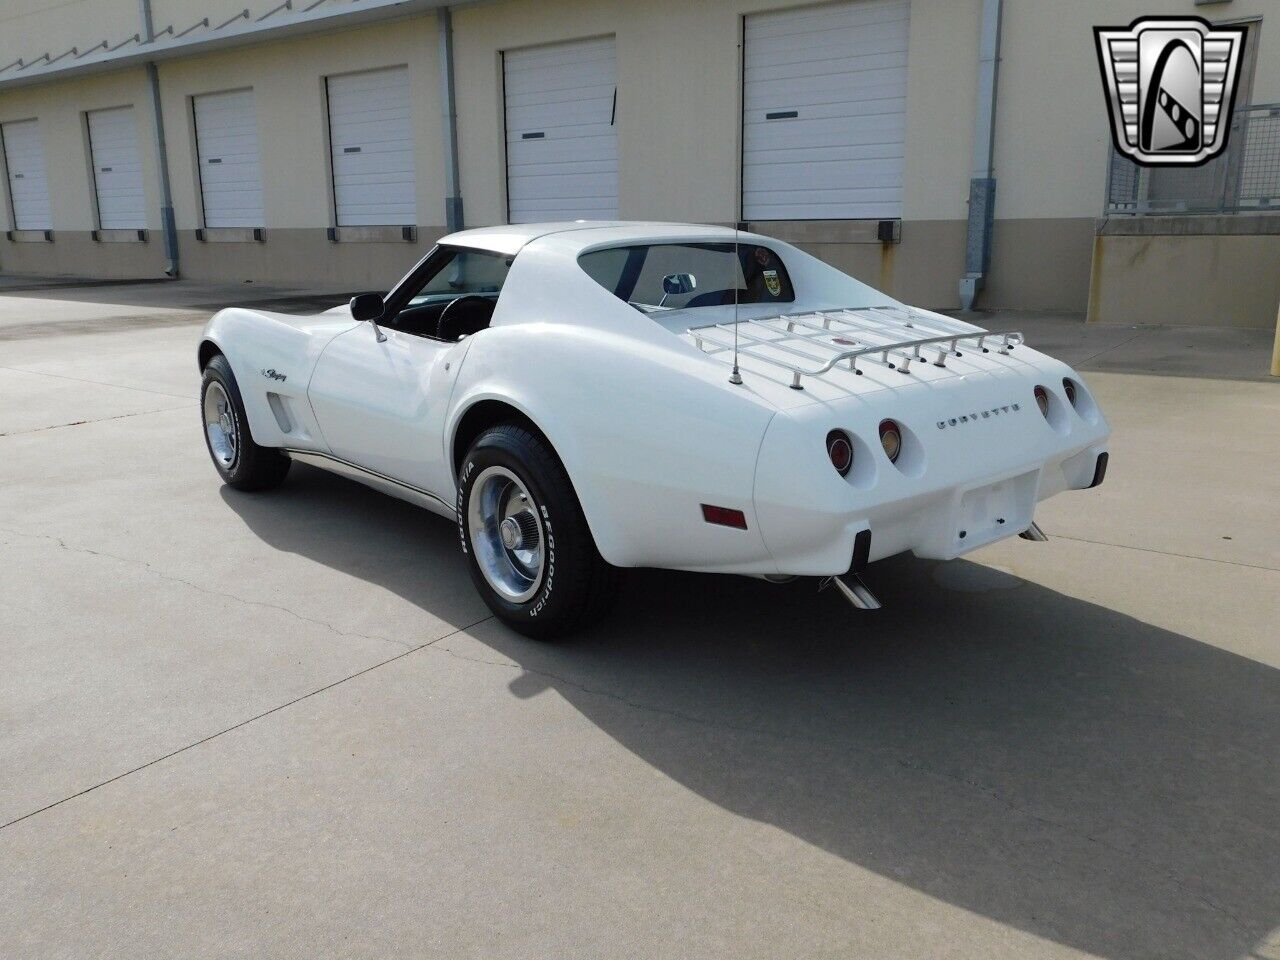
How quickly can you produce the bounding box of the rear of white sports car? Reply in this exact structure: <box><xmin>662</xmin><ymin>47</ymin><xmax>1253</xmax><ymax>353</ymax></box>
<box><xmin>691</xmin><ymin>306</ymin><xmax>1111</xmax><ymax>583</ymax></box>
<box><xmin>557</xmin><ymin>227</ymin><xmax>1110</xmax><ymax>605</ymax></box>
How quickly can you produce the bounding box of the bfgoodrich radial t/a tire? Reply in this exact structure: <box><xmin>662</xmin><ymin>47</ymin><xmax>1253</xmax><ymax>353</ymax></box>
<box><xmin>458</xmin><ymin>424</ymin><xmax>619</xmax><ymax>639</ymax></box>
<box><xmin>200</xmin><ymin>353</ymin><xmax>291</xmax><ymax>492</ymax></box>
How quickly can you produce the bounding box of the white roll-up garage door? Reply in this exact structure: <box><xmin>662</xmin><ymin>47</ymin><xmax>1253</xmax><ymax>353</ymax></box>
<box><xmin>743</xmin><ymin>0</ymin><xmax>910</xmax><ymax>221</ymax></box>
<box><xmin>1</xmin><ymin>118</ymin><xmax>53</xmax><ymax>231</ymax></box>
<box><xmin>87</xmin><ymin>106</ymin><xmax>147</xmax><ymax>230</ymax></box>
<box><xmin>503</xmin><ymin>37</ymin><xmax>618</xmax><ymax>223</ymax></box>
<box><xmin>193</xmin><ymin>89</ymin><xmax>265</xmax><ymax>228</ymax></box>
<box><xmin>326</xmin><ymin>66</ymin><xmax>414</xmax><ymax>227</ymax></box>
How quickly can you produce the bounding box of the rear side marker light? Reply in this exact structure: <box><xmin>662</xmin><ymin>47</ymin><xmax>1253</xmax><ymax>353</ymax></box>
<box><xmin>826</xmin><ymin>430</ymin><xmax>853</xmax><ymax>476</ymax></box>
<box><xmin>878</xmin><ymin>419</ymin><xmax>902</xmax><ymax>463</ymax></box>
<box><xmin>701</xmin><ymin>504</ymin><xmax>748</xmax><ymax>529</ymax></box>
<box><xmin>1034</xmin><ymin>386</ymin><xmax>1050</xmax><ymax>418</ymax></box>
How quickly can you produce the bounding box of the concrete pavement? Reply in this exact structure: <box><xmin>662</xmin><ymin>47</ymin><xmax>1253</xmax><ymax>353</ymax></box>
<box><xmin>1</xmin><ymin>280</ymin><xmax>1277</xmax><ymax>959</ymax></box>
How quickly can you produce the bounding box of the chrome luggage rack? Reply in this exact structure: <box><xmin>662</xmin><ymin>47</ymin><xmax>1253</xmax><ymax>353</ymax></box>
<box><xmin>688</xmin><ymin>306</ymin><xmax>1024</xmax><ymax>390</ymax></box>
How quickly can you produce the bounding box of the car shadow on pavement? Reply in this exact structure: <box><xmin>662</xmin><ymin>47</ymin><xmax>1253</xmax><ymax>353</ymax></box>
<box><xmin>223</xmin><ymin>465</ymin><xmax>1280</xmax><ymax>960</ymax></box>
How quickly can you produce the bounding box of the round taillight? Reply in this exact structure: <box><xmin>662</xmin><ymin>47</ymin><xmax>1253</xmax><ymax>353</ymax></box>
<box><xmin>878</xmin><ymin>420</ymin><xmax>901</xmax><ymax>463</ymax></box>
<box><xmin>1063</xmin><ymin>377</ymin><xmax>1078</xmax><ymax>408</ymax></box>
<box><xmin>1034</xmin><ymin>386</ymin><xmax>1050</xmax><ymax>418</ymax></box>
<box><xmin>826</xmin><ymin>430</ymin><xmax>853</xmax><ymax>476</ymax></box>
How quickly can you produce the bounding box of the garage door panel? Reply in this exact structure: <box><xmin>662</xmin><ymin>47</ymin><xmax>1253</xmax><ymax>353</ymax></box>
<box><xmin>504</xmin><ymin>89</ymin><xmax>614</xmax><ymax>122</ymax></box>
<box><xmin>750</xmin><ymin>11</ymin><xmax>909</xmax><ymax>45</ymax></box>
<box><xmin>194</xmin><ymin>89</ymin><xmax>264</xmax><ymax>229</ymax></box>
<box><xmin>505</xmin><ymin>95</ymin><xmax>615</xmax><ymax>131</ymax></box>
<box><xmin>746</xmin><ymin>69</ymin><xmax>909</xmax><ymax>109</ymax></box>
<box><xmin>326</xmin><ymin>100</ymin><xmax>410</xmax><ymax>122</ymax></box>
<box><xmin>1</xmin><ymin>119</ymin><xmax>53</xmax><ymax>231</ymax></box>
<box><xmin>749</xmin><ymin>0</ymin><xmax>908</xmax><ymax>32</ymax></box>
<box><xmin>507</xmin><ymin>139</ymin><xmax>618</xmax><ymax>164</ymax></box>
<box><xmin>327</xmin><ymin>66</ymin><xmax>413</xmax><ymax>226</ymax></box>
<box><xmin>504</xmin><ymin>70</ymin><xmax>616</xmax><ymax>99</ymax></box>
<box><xmin>506</xmin><ymin>132</ymin><xmax>618</xmax><ymax>156</ymax></box>
<box><xmin>504</xmin><ymin>40</ymin><xmax>615</xmax><ymax>71</ymax></box>
<box><xmin>508</xmin><ymin>164</ymin><xmax>619</xmax><ymax>184</ymax></box>
<box><xmin>743</xmin><ymin>0</ymin><xmax>909</xmax><ymax>221</ymax></box>
<box><xmin>504</xmin><ymin>58</ymin><xmax>617</xmax><ymax>84</ymax></box>
<box><xmin>505</xmin><ymin>83</ymin><xmax>616</xmax><ymax>111</ymax></box>
<box><xmin>745</xmin><ymin>51</ymin><xmax>908</xmax><ymax>87</ymax></box>
<box><xmin>746</xmin><ymin>116</ymin><xmax>907</xmax><ymax>154</ymax></box>
<box><xmin>506</xmin><ymin>109</ymin><xmax>615</xmax><ymax>139</ymax></box>
<box><xmin>328</xmin><ymin>180</ymin><xmax>421</xmax><ymax>203</ymax></box>
<box><xmin>196</xmin><ymin>133</ymin><xmax>259</xmax><ymax>155</ymax></box>
<box><xmin>508</xmin><ymin>170</ymin><xmax>617</xmax><ymax>193</ymax></box>
<box><xmin>87</xmin><ymin>107</ymin><xmax>146</xmax><ymax>231</ymax></box>
<box><xmin>332</xmin><ymin>157</ymin><xmax>415</xmax><ymax>182</ymax></box>
<box><xmin>748</xmin><ymin>140</ymin><xmax>905</xmax><ymax>166</ymax></box>
<box><xmin>747</xmin><ymin>201</ymin><xmax>901</xmax><ymax>220</ymax></box>
<box><xmin>331</xmin><ymin>139</ymin><xmax>414</xmax><ymax>161</ymax></box>
<box><xmin>504</xmin><ymin>38</ymin><xmax>618</xmax><ymax>223</ymax></box>
<box><xmin>747</xmin><ymin>189</ymin><xmax>906</xmax><ymax>217</ymax></box>
<box><xmin>326</xmin><ymin>70</ymin><xmax>411</xmax><ymax>94</ymax></box>
<box><xmin>746</xmin><ymin>100</ymin><xmax>908</xmax><ymax>129</ymax></box>
<box><xmin>746</xmin><ymin>158</ymin><xmax>904</xmax><ymax>192</ymax></box>
<box><xmin>511</xmin><ymin>195</ymin><xmax>618</xmax><ymax>215</ymax></box>
<box><xmin>747</xmin><ymin>28</ymin><xmax>909</xmax><ymax>68</ymax></box>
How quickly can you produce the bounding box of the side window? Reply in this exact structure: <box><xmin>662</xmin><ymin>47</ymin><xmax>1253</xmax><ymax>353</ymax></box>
<box><xmin>411</xmin><ymin>249</ymin><xmax>512</xmax><ymax>301</ymax></box>
<box><xmin>384</xmin><ymin>246</ymin><xmax>513</xmax><ymax>341</ymax></box>
<box><xmin>577</xmin><ymin>246</ymin><xmax>630</xmax><ymax>296</ymax></box>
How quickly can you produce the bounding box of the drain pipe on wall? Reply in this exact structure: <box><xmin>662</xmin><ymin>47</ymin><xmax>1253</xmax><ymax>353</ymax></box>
<box><xmin>959</xmin><ymin>0</ymin><xmax>1002</xmax><ymax>311</ymax></box>
<box><xmin>438</xmin><ymin>6</ymin><xmax>464</xmax><ymax>232</ymax></box>
<box><xmin>139</xmin><ymin>0</ymin><xmax>180</xmax><ymax>276</ymax></box>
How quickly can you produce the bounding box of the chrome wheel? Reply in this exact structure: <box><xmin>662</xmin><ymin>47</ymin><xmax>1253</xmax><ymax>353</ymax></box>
<box><xmin>203</xmin><ymin>381</ymin><xmax>238</xmax><ymax>469</ymax></box>
<box><xmin>467</xmin><ymin>466</ymin><xmax>545</xmax><ymax>603</ymax></box>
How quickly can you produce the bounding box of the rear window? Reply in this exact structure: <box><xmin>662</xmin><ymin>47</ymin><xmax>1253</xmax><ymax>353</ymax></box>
<box><xmin>579</xmin><ymin>242</ymin><xmax>795</xmax><ymax>311</ymax></box>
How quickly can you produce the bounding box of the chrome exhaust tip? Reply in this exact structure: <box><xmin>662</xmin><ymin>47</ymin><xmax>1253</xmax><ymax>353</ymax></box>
<box><xmin>1019</xmin><ymin>522</ymin><xmax>1049</xmax><ymax>542</ymax></box>
<box><xmin>832</xmin><ymin>572</ymin><xmax>881</xmax><ymax>610</ymax></box>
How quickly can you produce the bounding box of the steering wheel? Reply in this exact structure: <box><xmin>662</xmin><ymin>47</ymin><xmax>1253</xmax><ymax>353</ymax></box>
<box><xmin>436</xmin><ymin>295</ymin><xmax>495</xmax><ymax>341</ymax></box>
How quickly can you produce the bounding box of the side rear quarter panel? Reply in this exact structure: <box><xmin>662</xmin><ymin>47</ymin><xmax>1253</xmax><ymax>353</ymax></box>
<box><xmin>448</xmin><ymin>244</ymin><xmax>781</xmax><ymax>573</ymax></box>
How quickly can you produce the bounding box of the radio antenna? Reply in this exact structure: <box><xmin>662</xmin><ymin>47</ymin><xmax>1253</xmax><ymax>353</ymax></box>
<box><xmin>728</xmin><ymin>34</ymin><xmax>744</xmax><ymax>386</ymax></box>
<box><xmin>730</xmin><ymin>222</ymin><xmax>743</xmax><ymax>385</ymax></box>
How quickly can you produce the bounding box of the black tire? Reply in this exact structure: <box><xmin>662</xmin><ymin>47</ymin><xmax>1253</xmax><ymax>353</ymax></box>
<box><xmin>200</xmin><ymin>353</ymin><xmax>291</xmax><ymax>492</ymax></box>
<box><xmin>457</xmin><ymin>424</ymin><xmax>619</xmax><ymax>639</ymax></box>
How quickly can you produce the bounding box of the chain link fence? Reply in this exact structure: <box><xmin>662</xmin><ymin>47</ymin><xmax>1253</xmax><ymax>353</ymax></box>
<box><xmin>1105</xmin><ymin>103</ymin><xmax>1280</xmax><ymax>215</ymax></box>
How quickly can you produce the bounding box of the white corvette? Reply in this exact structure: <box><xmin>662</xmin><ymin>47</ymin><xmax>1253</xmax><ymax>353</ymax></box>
<box><xmin>198</xmin><ymin>222</ymin><xmax>1110</xmax><ymax>637</ymax></box>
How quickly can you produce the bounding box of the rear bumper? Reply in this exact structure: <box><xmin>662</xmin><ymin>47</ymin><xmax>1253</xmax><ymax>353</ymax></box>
<box><xmin>754</xmin><ymin>425</ymin><xmax>1110</xmax><ymax>577</ymax></box>
<box><xmin>852</xmin><ymin>445</ymin><xmax>1106</xmax><ymax>570</ymax></box>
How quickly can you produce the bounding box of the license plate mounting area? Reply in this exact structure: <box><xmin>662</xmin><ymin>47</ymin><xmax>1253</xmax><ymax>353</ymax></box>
<box><xmin>955</xmin><ymin>471</ymin><xmax>1038</xmax><ymax>549</ymax></box>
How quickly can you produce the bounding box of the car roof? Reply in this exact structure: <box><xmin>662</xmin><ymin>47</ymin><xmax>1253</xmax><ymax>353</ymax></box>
<box><xmin>439</xmin><ymin>221</ymin><xmax>761</xmax><ymax>256</ymax></box>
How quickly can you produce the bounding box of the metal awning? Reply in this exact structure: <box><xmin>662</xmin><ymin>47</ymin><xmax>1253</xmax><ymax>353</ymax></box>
<box><xmin>0</xmin><ymin>0</ymin><xmax>459</xmax><ymax>91</ymax></box>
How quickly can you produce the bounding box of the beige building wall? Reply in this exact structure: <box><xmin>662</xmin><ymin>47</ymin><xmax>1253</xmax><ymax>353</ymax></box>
<box><xmin>1</xmin><ymin>0</ymin><xmax>1278</xmax><ymax>316</ymax></box>
<box><xmin>156</xmin><ymin>16</ymin><xmax>447</xmax><ymax>285</ymax></box>
<box><xmin>0</xmin><ymin>67</ymin><xmax>167</xmax><ymax>277</ymax></box>
<box><xmin>451</xmin><ymin>0</ymin><xmax>983</xmax><ymax>308</ymax></box>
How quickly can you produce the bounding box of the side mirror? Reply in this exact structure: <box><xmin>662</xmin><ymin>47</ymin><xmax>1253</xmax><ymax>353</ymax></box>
<box><xmin>662</xmin><ymin>273</ymin><xmax>696</xmax><ymax>296</ymax></box>
<box><xmin>349</xmin><ymin>293</ymin><xmax>385</xmax><ymax>322</ymax></box>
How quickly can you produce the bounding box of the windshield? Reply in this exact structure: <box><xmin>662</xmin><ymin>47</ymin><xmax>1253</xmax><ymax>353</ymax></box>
<box><xmin>579</xmin><ymin>242</ymin><xmax>795</xmax><ymax>311</ymax></box>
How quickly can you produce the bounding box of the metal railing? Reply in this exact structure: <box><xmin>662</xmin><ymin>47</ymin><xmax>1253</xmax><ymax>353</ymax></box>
<box><xmin>1105</xmin><ymin>103</ymin><xmax>1280</xmax><ymax>215</ymax></box>
<box><xmin>688</xmin><ymin>306</ymin><xmax>1023</xmax><ymax>390</ymax></box>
